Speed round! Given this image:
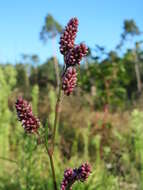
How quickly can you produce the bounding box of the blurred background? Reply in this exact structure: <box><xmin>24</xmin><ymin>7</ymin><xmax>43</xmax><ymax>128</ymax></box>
<box><xmin>0</xmin><ymin>0</ymin><xmax>143</xmax><ymax>189</ymax></box>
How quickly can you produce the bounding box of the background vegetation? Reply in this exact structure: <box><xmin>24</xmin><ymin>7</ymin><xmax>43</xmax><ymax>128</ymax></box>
<box><xmin>1</xmin><ymin>15</ymin><xmax>143</xmax><ymax>190</ymax></box>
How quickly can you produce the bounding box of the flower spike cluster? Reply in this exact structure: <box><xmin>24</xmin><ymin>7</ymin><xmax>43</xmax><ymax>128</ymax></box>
<box><xmin>60</xmin><ymin>17</ymin><xmax>88</xmax><ymax>95</ymax></box>
<box><xmin>15</xmin><ymin>97</ymin><xmax>40</xmax><ymax>133</ymax></box>
<box><xmin>62</xmin><ymin>67</ymin><xmax>77</xmax><ymax>96</ymax></box>
<box><xmin>61</xmin><ymin>162</ymin><xmax>91</xmax><ymax>190</ymax></box>
<box><xmin>59</xmin><ymin>17</ymin><xmax>78</xmax><ymax>56</ymax></box>
<box><xmin>64</xmin><ymin>43</ymin><xmax>88</xmax><ymax>66</ymax></box>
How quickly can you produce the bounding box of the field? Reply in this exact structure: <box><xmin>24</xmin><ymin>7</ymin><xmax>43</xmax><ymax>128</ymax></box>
<box><xmin>0</xmin><ymin>2</ymin><xmax>143</xmax><ymax>189</ymax></box>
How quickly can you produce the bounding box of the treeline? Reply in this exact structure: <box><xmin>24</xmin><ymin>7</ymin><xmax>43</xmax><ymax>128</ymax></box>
<box><xmin>2</xmin><ymin>43</ymin><xmax>143</xmax><ymax>113</ymax></box>
<box><xmin>1</xmin><ymin>16</ymin><xmax>143</xmax><ymax>114</ymax></box>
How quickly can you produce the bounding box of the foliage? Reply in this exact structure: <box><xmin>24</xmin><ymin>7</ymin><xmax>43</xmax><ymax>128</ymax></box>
<box><xmin>1</xmin><ymin>17</ymin><xmax>143</xmax><ymax>189</ymax></box>
<box><xmin>40</xmin><ymin>14</ymin><xmax>62</xmax><ymax>42</ymax></box>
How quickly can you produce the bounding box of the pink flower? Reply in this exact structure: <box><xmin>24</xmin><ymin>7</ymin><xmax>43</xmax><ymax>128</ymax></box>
<box><xmin>64</xmin><ymin>43</ymin><xmax>88</xmax><ymax>66</ymax></box>
<box><xmin>60</xmin><ymin>17</ymin><xmax>88</xmax><ymax>96</ymax></box>
<box><xmin>15</xmin><ymin>97</ymin><xmax>40</xmax><ymax>133</ymax></box>
<box><xmin>62</xmin><ymin>67</ymin><xmax>77</xmax><ymax>96</ymax></box>
<box><xmin>59</xmin><ymin>17</ymin><xmax>78</xmax><ymax>55</ymax></box>
<box><xmin>61</xmin><ymin>162</ymin><xmax>91</xmax><ymax>190</ymax></box>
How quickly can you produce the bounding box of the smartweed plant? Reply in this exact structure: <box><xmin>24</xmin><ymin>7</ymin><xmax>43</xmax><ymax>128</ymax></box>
<box><xmin>15</xmin><ymin>17</ymin><xmax>91</xmax><ymax>190</ymax></box>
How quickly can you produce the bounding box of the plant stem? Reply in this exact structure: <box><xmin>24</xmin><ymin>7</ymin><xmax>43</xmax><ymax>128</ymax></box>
<box><xmin>49</xmin><ymin>153</ymin><xmax>58</xmax><ymax>190</ymax></box>
<box><xmin>44</xmin><ymin>56</ymin><xmax>63</xmax><ymax>189</ymax></box>
<box><xmin>0</xmin><ymin>156</ymin><xmax>18</xmax><ymax>164</ymax></box>
<box><xmin>45</xmin><ymin>141</ymin><xmax>58</xmax><ymax>190</ymax></box>
<box><xmin>44</xmin><ymin>78</ymin><xmax>62</xmax><ymax>190</ymax></box>
<box><xmin>52</xmin><ymin>86</ymin><xmax>62</xmax><ymax>151</ymax></box>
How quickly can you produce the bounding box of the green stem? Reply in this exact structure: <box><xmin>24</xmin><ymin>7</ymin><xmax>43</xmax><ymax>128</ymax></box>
<box><xmin>45</xmin><ymin>142</ymin><xmax>58</xmax><ymax>190</ymax></box>
<box><xmin>49</xmin><ymin>153</ymin><xmax>58</xmax><ymax>190</ymax></box>
<box><xmin>52</xmin><ymin>86</ymin><xmax>62</xmax><ymax>151</ymax></box>
<box><xmin>0</xmin><ymin>156</ymin><xmax>18</xmax><ymax>164</ymax></box>
<box><xmin>44</xmin><ymin>70</ymin><xmax>63</xmax><ymax>190</ymax></box>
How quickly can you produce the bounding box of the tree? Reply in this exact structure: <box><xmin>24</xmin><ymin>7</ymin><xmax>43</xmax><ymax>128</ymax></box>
<box><xmin>117</xmin><ymin>19</ymin><xmax>142</xmax><ymax>94</ymax></box>
<box><xmin>40</xmin><ymin>14</ymin><xmax>62</xmax><ymax>41</ymax></box>
<box><xmin>37</xmin><ymin>57</ymin><xmax>57</xmax><ymax>88</ymax></box>
<box><xmin>40</xmin><ymin>14</ymin><xmax>63</xmax><ymax>89</ymax></box>
<box><xmin>117</xmin><ymin>19</ymin><xmax>140</xmax><ymax>49</ymax></box>
<box><xmin>15</xmin><ymin>63</ymin><xmax>29</xmax><ymax>90</ymax></box>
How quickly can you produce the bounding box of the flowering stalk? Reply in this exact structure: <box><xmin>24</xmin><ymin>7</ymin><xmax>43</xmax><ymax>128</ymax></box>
<box><xmin>59</xmin><ymin>17</ymin><xmax>91</xmax><ymax>190</ymax></box>
<box><xmin>60</xmin><ymin>17</ymin><xmax>88</xmax><ymax>96</ymax></box>
<box><xmin>15</xmin><ymin>17</ymin><xmax>91</xmax><ymax>190</ymax></box>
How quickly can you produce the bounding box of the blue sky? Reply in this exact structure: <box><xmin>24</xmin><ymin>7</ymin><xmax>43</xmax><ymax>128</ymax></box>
<box><xmin>0</xmin><ymin>0</ymin><xmax>143</xmax><ymax>63</ymax></box>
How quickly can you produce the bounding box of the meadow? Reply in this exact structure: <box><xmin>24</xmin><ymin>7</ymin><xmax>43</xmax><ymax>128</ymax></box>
<box><xmin>0</xmin><ymin>15</ymin><xmax>143</xmax><ymax>190</ymax></box>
